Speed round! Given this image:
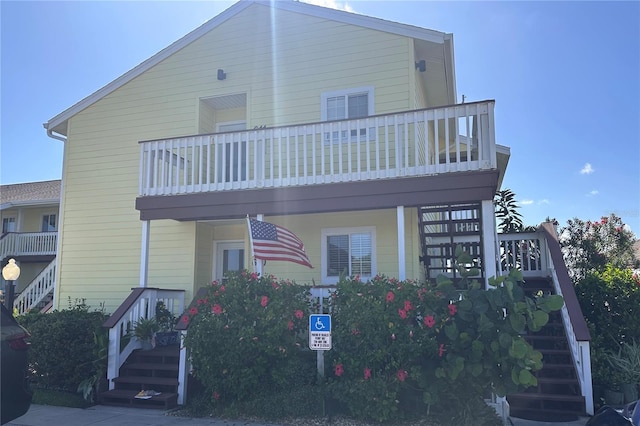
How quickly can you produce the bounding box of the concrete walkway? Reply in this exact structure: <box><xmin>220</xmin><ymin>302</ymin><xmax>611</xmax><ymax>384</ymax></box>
<box><xmin>7</xmin><ymin>405</ymin><xmax>281</xmax><ymax>426</ymax></box>
<box><xmin>8</xmin><ymin>404</ymin><xmax>593</xmax><ymax>426</ymax></box>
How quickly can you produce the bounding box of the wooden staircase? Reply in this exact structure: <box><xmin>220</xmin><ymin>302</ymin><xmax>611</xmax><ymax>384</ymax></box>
<box><xmin>507</xmin><ymin>278</ymin><xmax>586</xmax><ymax>421</ymax></box>
<box><xmin>100</xmin><ymin>344</ymin><xmax>179</xmax><ymax>409</ymax></box>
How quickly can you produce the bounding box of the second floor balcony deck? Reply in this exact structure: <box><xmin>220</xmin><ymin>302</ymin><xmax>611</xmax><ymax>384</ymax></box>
<box><xmin>139</xmin><ymin>100</ymin><xmax>503</xmax><ymax>197</ymax></box>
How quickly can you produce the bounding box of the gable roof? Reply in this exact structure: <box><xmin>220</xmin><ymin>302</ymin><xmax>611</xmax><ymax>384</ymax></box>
<box><xmin>0</xmin><ymin>180</ymin><xmax>61</xmax><ymax>210</ymax></box>
<box><xmin>44</xmin><ymin>0</ymin><xmax>454</xmax><ymax>139</ymax></box>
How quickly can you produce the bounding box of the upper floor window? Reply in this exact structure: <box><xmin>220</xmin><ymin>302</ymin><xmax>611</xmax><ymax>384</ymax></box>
<box><xmin>42</xmin><ymin>214</ymin><xmax>57</xmax><ymax>232</ymax></box>
<box><xmin>321</xmin><ymin>87</ymin><xmax>374</xmax><ymax>144</ymax></box>
<box><xmin>2</xmin><ymin>217</ymin><xmax>16</xmax><ymax>233</ymax></box>
<box><xmin>321</xmin><ymin>226</ymin><xmax>376</xmax><ymax>284</ymax></box>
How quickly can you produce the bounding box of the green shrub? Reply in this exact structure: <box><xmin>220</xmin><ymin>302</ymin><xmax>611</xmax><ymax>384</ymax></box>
<box><xmin>183</xmin><ymin>272</ymin><xmax>314</xmax><ymax>404</ymax></box>
<box><xmin>17</xmin><ymin>300</ymin><xmax>109</xmax><ymax>392</ymax></box>
<box><xmin>325</xmin><ymin>253</ymin><xmax>563</xmax><ymax>423</ymax></box>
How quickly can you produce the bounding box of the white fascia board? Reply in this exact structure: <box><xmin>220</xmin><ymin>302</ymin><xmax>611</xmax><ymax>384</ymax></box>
<box><xmin>44</xmin><ymin>1</ymin><xmax>254</xmax><ymax>135</ymax></box>
<box><xmin>0</xmin><ymin>199</ymin><xmax>61</xmax><ymax>211</ymax></box>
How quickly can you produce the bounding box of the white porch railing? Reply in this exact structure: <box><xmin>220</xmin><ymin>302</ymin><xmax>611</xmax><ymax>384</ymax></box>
<box><xmin>139</xmin><ymin>100</ymin><xmax>496</xmax><ymax>196</ymax></box>
<box><xmin>14</xmin><ymin>259</ymin><xmax>56</xmax><ymax>315</ymax></box>
<box><xmin>0</xmin><ymin>232</ymin><xmax>57</xmax><ymax>259</ymax></box>
<box><xmin>497</xmin><ymin>232</ymin><xmax>548</xmax><ymax>277</ymax></box>
<box><xmin>104</xmin><ymin>288</ymin><xmax>185</xmax><ymax>398</ymax></box>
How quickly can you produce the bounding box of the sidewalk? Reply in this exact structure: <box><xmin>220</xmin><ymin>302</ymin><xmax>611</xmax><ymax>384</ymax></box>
<box><xmin>8</xmin><ymin>404</ymin><xmax>592</xmax><ymax>426</ymax></box>
<box><xmin>7</xmin><ymin>404</ymin><xmax>282</xmax><ymax>426</ymax></box>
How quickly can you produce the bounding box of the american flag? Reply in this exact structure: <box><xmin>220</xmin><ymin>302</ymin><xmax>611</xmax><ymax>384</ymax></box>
<box><xmin>247</xmin><ymin>219</ymin><xmax>313</xmax><ymax>268</ymax></box>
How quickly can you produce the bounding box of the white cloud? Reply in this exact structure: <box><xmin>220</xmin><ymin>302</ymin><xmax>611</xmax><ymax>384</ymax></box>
<box><xmin>539</xmin><ymin>199</ymin><xmax>549</xmax><ymax>205</ymax></box>
<box><xmin>519</xmin><ymin>199</ymin><xmax>534</xmax><ymax>206</ymax></box>
<box><xmin>587</xmin><ymin>190</ymin><xmax>599</xmax><ymax>196</ymax></box>
<box><xmin>301</xmin><ymin>0</ymin><xmax>354</xmax><ymax>12</ymax></box>
<box><xmin>580</xmin><ymin>163</ymin><xmax>594</xmax><ymax>174</ymax></box>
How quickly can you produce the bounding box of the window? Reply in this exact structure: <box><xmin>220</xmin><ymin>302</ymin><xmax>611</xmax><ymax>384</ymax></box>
<box><xmin>2</xmin><ymin>217</ymin><xmax>16</xmax><ymax>233</ymax></box>
<box><xmin>321</xmin><ymin>227</ymin><xmax>376</xmax><ymax>284</ymax></box>
<box><xmin>321</xmin><ymin>87</ymin><xmax>374</xmax><ymax>143</ymax></box>
<box><xmin>215</xmin><ymin>241</ymin><xmax>245</xmax><ymax>283</ymax></box>
<box><xmin>42</xmin><ymin>214</ymin><xmax>57</xmax><ymax>232</ymax></box>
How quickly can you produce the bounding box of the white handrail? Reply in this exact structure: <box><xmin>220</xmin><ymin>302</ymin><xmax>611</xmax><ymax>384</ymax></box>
<box><xmin>105</xmin><ymin>288</ymin><xmax>185</xmax><ymax>391</ymax></box>
<box><xmin>0</xmin><ymin>232</ymin><xmax>57</xmax><ymax>259</ymax></box>
<box><xmin>13</xmin><ymin>259</ymin><xmax>56</xmax><ymax>315</ymax></box>
<box><xmin>497</xmin><ymin>232</ymin><xmax>547</xmax><ymax>277</ymax></box>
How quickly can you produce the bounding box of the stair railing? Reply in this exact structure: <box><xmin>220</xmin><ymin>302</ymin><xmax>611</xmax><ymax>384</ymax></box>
<box><xmin>102</xmin><ymin>288</ymin><xmax>185</xmax><ymax>394</ymax></box>
<box><xmin>538</xmin><ymin>222</ymin><xmax>593</xmax><ymax>415</ymax></box>
<box><xmin>497</xmin><ymin>232</ymin><xmax>547</xmax><ymax>277</ymax></box>
<box><xmin>13</xmin><ymin>259</ymin><xmax>56</xmax><ymax>315</ymax></box>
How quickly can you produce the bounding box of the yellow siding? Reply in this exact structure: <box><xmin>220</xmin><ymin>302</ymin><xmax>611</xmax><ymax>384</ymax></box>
<box><xmin>57</xmin><ymin>3</ymin><xmax>420</xmax><ymax>311</ymax></box>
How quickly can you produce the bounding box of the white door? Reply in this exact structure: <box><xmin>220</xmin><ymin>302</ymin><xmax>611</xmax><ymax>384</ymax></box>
<box><xmin>215</xmin><ymin>241</ymin><xmax>245</xmax><ymax>282</ymax></box>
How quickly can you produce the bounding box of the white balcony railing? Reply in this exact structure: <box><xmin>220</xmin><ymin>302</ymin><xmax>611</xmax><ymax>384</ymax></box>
<box><xmin>14</xmin><ymin>260</ymin><xmax>56</xmax><ymax>315</ymax></box>
<box><xmin>139</xmin><ymin>100</ymin><xmax>496</xmax><ymax>196</ymax></box>
<box><xmin>0</xmin><ymin>232</ymin><xmax>57</xmax><ymax>259</ymax></box>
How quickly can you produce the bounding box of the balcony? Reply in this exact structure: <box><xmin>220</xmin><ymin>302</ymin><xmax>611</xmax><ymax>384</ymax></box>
<box><xmin>139</xmin><ymin>100</ymin><xmax>498</xmax><ymax>197</ymax></box>
<box><xmin>0</xmin><ymin>232</ymin><xmax>57</xmax><ymax>260</ymax></box>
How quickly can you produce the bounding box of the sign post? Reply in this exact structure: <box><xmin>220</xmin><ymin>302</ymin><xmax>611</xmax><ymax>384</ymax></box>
<box><xmin>309</xmin><ymin>314</ymin><xmax>331</xmax><ymax>384</ymax></box>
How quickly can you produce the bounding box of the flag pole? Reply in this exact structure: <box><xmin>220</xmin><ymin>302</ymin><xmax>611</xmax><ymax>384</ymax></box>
<box><xmin>247</xmin><ymin>214</ymin><xmax>264</xmax><ymax>276</ymax></box>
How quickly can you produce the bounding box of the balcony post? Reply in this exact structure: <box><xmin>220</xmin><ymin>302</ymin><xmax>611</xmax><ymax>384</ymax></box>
<box><xmin>140</xmin><ymin>220</ymin><xmax>150</xmax><ymax>288</ymax></box>
<box><xmin>397</xmin><ymin>206</ymin><xmax>405</xmax><ymax>280</ymax></box>
<box><xmin>481</xmin><ymin>200</ymin><xmax>497</xmax><ymax>288</ymax></box>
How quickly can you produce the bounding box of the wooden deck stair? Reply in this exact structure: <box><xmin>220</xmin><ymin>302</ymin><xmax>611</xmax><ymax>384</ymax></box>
<box><xmin>100</xmin><ymin>344</ymin><xmax>179</xmax><ymax>409</ymax></box>
<box><xmin>507</xmin><ymin>278</ymin><xmax>585</xmax><ymax>421</ymax></box>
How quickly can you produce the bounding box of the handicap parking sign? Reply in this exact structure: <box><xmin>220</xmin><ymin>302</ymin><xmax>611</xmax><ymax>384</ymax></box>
<box><xmin>309</xmin><ymin>314</ymin><xmax>331</xmax><ymax>350</ymax></box>
<box><xmin>310</xmin><ymin>314</ymin><xmax>331</xmax><ymax>332</ymax></box>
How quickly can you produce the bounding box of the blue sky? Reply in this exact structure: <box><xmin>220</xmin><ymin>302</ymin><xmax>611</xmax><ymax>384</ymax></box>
<box><xmin>1</xmin><ymin>1</ymin><xmax>639</xmax><ymax>234</ymax></box>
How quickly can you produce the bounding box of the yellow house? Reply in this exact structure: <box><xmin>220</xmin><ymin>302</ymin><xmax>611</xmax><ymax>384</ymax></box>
<box><xmin>1</xmin><ymin>180</ymin><xmax>59</xmax><ymax>313</ymax></box>
<box><xmin>41</xmin><ymin>0</ymin><xmax>592</xmax><ymax>418</ymax></box>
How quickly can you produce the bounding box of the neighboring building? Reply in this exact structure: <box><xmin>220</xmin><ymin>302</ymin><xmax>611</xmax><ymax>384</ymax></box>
<box><xmin>0</xmin><ymin>180</ymin><xmax>60</xmax><ymax>312</ymax></box>
<box><xmin>41</xmin><ymin>0</ymin><xmax>592</xmax><ymax>418</ymax></box>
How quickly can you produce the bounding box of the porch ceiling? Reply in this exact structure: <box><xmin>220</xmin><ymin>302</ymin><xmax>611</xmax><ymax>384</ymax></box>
<box><xmin>135</xmin><ymin>170</ymin><xmax>499</xmax><ymax>221</ymax></box>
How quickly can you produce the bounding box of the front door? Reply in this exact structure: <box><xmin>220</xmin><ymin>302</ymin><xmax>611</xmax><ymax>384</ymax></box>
<box><xmin>215</xmin><ymin>241</ymin><xmax>245</xmax><ymax>283</ymax></box>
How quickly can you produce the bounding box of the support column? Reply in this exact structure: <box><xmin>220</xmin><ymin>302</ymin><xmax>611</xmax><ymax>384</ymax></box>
<box><xmin>480</xmin><ymin>200</ymin><xmax>497</xmax><ymax>288</ymax></box>
<box><xmin>140</xmin><ymin>220</ymin><xmax>150</xmax><ymax>288</ymax></box>
<box><xmin>397</xmin><ymin>206</ymin><xmax>406</xmax><ymax>281</ymax></box>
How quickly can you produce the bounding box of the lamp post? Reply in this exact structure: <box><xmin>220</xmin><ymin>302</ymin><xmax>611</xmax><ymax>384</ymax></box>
<box><xmin>2</xmin><ymin>258</ymin><xmax>21</xmax><ymax>313</ymax></box>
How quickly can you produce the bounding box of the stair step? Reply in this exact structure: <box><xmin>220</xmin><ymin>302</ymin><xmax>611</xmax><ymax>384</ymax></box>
<box><xmin>510</xmin><ymin>407</ymin><xmax>584</xmax><ymax>422</ymax></box>
<box><xmin>539</xmin><ymin>348</ymin><xmax>571</xmax><ymax>355</ymax></box>
<box><xmin>122</xmin><ymin>362</ymin><xmax>179</xmax><ymax>372</ymax></box>
<box><xmin>112</xmin><ymin>376</ymin><xmax>178</xmax><ymax>387</ymax></box>
<box><xmin>525</xmin><ymin>335</ymin><xmax>566</xmax><ymax>340</ymax></box>
<box><xmin>536</xmin><ymin>377</ymin><xmax>579</xmax><ymax>385</ymax></box>
<box><xmin>508</xmin><ymin>392</ymin><xmax>584</xmax><ymax>403</ymax></box>
<box><xmin>100</xmin><ymin>389</ymin><xmax>177</xmax><ymax>410</ymax></box>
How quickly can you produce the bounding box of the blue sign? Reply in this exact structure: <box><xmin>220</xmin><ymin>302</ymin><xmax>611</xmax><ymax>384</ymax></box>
<box><xmin>309</xmin><ymin>314</ymin><xmax>331</xmax><ymax>333</ymax></box>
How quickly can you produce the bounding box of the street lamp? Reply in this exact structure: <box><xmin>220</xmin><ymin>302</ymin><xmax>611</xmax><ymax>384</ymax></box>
<box><xmin>2</xmin><ymin>258</ymin><xmax>21</xmax><ymax>313</ymax></box>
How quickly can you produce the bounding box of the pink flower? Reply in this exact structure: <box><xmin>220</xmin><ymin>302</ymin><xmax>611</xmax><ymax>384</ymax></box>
<box><xmin>260</xmin><ymin>296</ymin><xmax>269</xmax><ymax>307</ymax></box>
<box><xmin>448</xmin><ymin>303</ymin><xmax>457</xmax><ymax>316</ymax></box>
<box><xmin>386</xmin><ymin>291</ymin><xmax>395</xmax><ymax>303</ymax></box>
<box><xmin>212</xmin><ymin>304</ymin><xmax>222</xmax><ymax>315</ymax></box>
<box><xmin>197</xmin><ymin>298</ymin><xmax>204</xmax><ymax>305</ymax></box>
<box><xmin>272</xmin><ymin>282</ymin><xmax>279</xmax><ymax>289</ymax></box>
<box><xmin>251</xmin><ymin>272</ymin><xmax>259</xmax><ymax>280</ymax></box>
<box><xmin>287</xmin><ymin>321</ymin><xmax>294</xmax><ymax>331</ymax></box>
<box><xmin>438</xmin><ymin>344</ymin><xmax>446</xmax><ymax>357</ymax></box>
<box><xmin>398</xmin><ymin>308</ymin><xmax>407</xmax><ymax>319</ymax></box>
<box><xmin>189</xmin><ymin>307</ymin><xmax>198</xmax><ymax>315</ymax></box>
<box><xmin>219</xmin><ymin>285</ymin><xmax>225</xmax><ymax>292</ymax></box>
<box><xmin>211</xmin><ymin>280</ymin><xmax>219</xmax><ymax>286</ymax></box>
<box><xmin>424</xmin><ymin>315</ymin><xmax>435</xmax><ymax>328</ymax></box>
<box><xmin>295</xmin><ymin>310</ymin><xmax>304</xmax><ymax>319</ymax></box>
<box><xmin>354</xmin><ymin>274</ymin><xmax>360</xmax><ymax>282</ymax></box>
<box><xmin>213</xmin><ymin>391</ymin><xmax>220</xmax><ymax>400</ymax></box>
<box><xmin>351</xmin><ymin>328</ymin><xmax>361</xmax><ymax>335</ymax></box>
<box><xmin>180</xmin><ymin>315</ymin><xmax>190</xmax><ymax>325</ymax></box>
<box><xmin>397</xmin><ymin>369</ymin><xmax>408</xmax><ymax>382</ymax></box>
<box><xmin>364</xmin><ymin>367</ymin><xmax>371</xmax><ymax>380</ymax></box>
<box><xmin>334</xmin><ymin>364</ymin><xmax>344</xmax><ymax>377</ymax></box>
<box><xmin>404</xmin><ymin>300</ymin><xmax>413</xmax><ymax>311</ymax></box>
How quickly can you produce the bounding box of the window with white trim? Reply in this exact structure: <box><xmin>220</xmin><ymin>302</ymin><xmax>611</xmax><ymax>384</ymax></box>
<box><xmin>216</xmin><ymin>121</ymin><xmax>247</xmax><ymax>183</ymax></box>
<box><xmin>2</xmin><ymin>217</ymin><xmax>16</xmax><ymax>233</ymax></box>
<box><xmin>321</xmin><ymin>226</ymin><xmax>376</xmax><ymax>284</ymax></box>
<box><xmin>41</xmin><ymin>214</ymin><xmax>57</xmax><ymax>232</ymax></box>
<box><xmin>321</xmin><ymin>87</ymin><xmax>374</xmax><ymax>144</ymax></box>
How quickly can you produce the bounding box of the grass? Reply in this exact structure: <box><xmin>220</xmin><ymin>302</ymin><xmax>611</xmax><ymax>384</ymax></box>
<box><xmin>32</xmin><ymin>388</ymin><xmax>93</xmax><ymax>409</ymax></box>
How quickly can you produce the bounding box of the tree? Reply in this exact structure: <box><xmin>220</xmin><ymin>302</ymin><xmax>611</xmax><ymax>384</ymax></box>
<box><xmin>494</xmin><ymin>189</ymin><xmax>524</xmax><ymax>233</ymax></box>
<box><xmin>560</xmin><ymin>213</ymin><xmax>638</xmax><ymax>281</ymax></box>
